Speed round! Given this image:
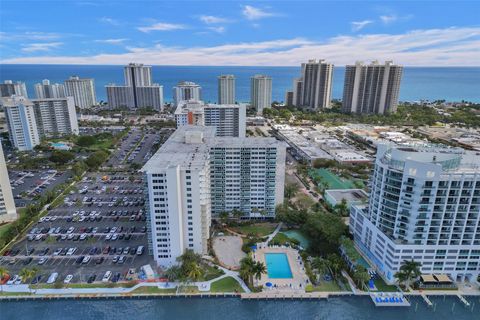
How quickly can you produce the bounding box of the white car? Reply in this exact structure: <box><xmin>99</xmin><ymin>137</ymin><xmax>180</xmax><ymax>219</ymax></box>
<box><xmin>66</xmin><ymin>247</ymin><xmax>77</xmax><ymax>256</ymax></box>
<box><xmin>102</xmin><ymin>271</ymin><xmax>112</xmax><ymax>282</ymax></box>
<box><xmin>7</xmin><ymin>275</ymin><xmax>19</xmax><ymax>285</ymax></box>
<box><xmin>53</xmin><ymin>248</ymin><xmax>62</xmax><ymax>255</ymax></box>
<box><xmin>82</xmin><ymin>256</ymin><xmax>91</xmax><ymax>264</ymax></box>
<box><xmin>64</xmin><ymin>274</ymin><xmax>73</xmax><ymax>284</ymax></box>
<box><xmin>47</xmin><ymin>273</ymin><xmax>58</xmax><ymax>284</ymax></box>
<box><xmin>67</xmin><ymin>227</ymin><xmax>75</xmax><ymax>234</ymax></box>
<box><xmin>14</xmin><ymin>276</ymin><xmax>23</xmax><ymax>285</ymax></box>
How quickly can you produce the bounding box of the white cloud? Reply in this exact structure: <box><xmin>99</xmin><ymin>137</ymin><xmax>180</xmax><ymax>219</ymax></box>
<box><xmin>138</xmin><ymin>22</ymin><xmax>187</xmax><ymax>33</ymax></box>
<box><xmin>207</xmin><ymin>26</ymin><xmax>226</xmax><ymax>34</ymax></box>
<box><xmin>94</xmin><ymin>38</ymin><xmax>128</xmax><ymax>44</ymax></box>
<box><xmin>199</xmin><ymin>15</ymin><xmax>231</xmax><ymax>24</ymax></box>
<box><xmin>5</xmin><ymin>27</ymin><xmax>480</xmax><ymax>66</ymax></box>
<box><xmin>242</xmin><ymin>5</ymin><xmax>276</xmax><ymax>20</ymax></box>
<box><xmin>1</xmin><ymin>31</ymin><xmax>62</xmax><ymax>41</ymax></box>
<box><xmin>99</xmin><ymin>17</ymin><xmax>120</xmax><ymax>26</ymax></box>
<box><xmin>380</xmin><ymin>15</ymin><xmax>397</xmax><ymax>24</ymax></box>
<box><xmin>351</xmin><ymin>20</ymin><xmax>373</xmax><ymax>32</ymax></box>
<box><xmin>21</xmin><ymin>42</ymin><xmax>63</xmax><ymax>52</ymax></box>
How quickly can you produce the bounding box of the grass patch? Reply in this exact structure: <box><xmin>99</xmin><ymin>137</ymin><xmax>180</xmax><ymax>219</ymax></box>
<box><xmin>210</xmin><ymin>277</ymin><xmax>244</xmax><ymax>293</ymax></box>
<box><xmin>177</xmin><ymin>286</ymin><xmax>199</xmax><ymax>294</ymax></box>
<box><xmin>130</xmin><ymin>286</ymin><xmax>177</xmax><ymax>294</ymax></box>
<box><xmin>0</xmin><ymin>223</ymin><xmax>11</xmax><ymax>238</ymax></box>
<box><xmin>0</xmin><ymin>291</ymin><xmax>32</xmax><ymax>296</ymax></box>
<box><xmin>232</xmin><ymin>223</ymin><xmax>277</xmax><ymax>237</ymax></box>
<box><xmin>373</xmin><ymin>278</ymin><xmax>399</xmax><ymax>292</ymax></box>
<box><xmin>202</xmin><ymin>265</ymin><xmax>225</xmax><ymax>281</ymax></box>
<box><xmin>311</xmin><ymin>280</ymin><xmax>343</xmax><ymax>292</ymax></box>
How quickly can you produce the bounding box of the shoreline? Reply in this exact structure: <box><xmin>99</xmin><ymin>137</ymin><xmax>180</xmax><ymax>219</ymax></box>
<box><xmin>1</xmin><ymin>287</ymin><xmax>478</xmax><ymax>302</ymax></box>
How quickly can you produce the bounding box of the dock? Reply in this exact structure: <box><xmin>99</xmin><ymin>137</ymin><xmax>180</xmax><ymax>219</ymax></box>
<box><xmin>457</xmin><ymin>294</ymin><xmax>470</xmax><ymax>307</ymax></box>
<box><xmin>421</xmin><ymin>293</ymin><xmax>433</xmax><ymax>307</ymax></box>
<box><xmin>370</xmin><ymin>292</ymin><xmax>410</xmax><ymax>307</ymax></box>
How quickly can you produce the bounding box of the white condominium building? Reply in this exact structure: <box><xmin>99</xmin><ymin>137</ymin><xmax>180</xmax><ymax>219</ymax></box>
<box><xmin>1</xmin><ymin>96</ymin><xmax>40</xmax><ymax>151</ymax></box>
<box><xmin>106</xmin><ymin>64</ymin><xmax>163</xmax><ymax>111</ymax></box>
<box><xmin>32</xmin><ymin>97</ymin><xmax>79</xmax><ymax>137</ymax></box>
<box><xmin>174</xmin><ymin>101</ymin><xmax>246</xmax><ymax>137</ymax></box>
<box><xmin>64</xmin><ymin>76</ymin><xmax>97</xmax><ymax>109</ymax></box>
<box><xmin>34</xmin><ymin>79</ymin><xmax>66</xmax><ymax>99</ymax></box>
<box><xmin>250</xmin><ymin>75</ymin><xmax>272</xmax><ymax>115</ymax></box>
<box><xmin>210</xmin><ymin>136</ymin><xmax>286</xmax><ymax>218</ymax></box>
<box><xmin>218</xmin><ymin>75</ymin><xmax>235</xmax><ymax>104</ymax></box>
<box><xmin>173</xmin><ymin>81</ymin><xmax>202</xmax><ymax>107</ymax></box>
<box><xmin>143</xmin><ymin>125</ymin><xmax>286</xmax><ymax>267</ymax></box>
<box><xmin>0</xmin><ymin>143</ymin><xmax>17</xmax><ymax>223</ymax></box>
<box><xmin>350</xmin><ymin>144</ymin><xmax>480</xmax><ymax>283</ymax></box>
<box><xmin>0</xmin><ymin>80</ymin><xmax>28</xmax><ymax>98</ymax></box>
<box><xmin>342</xmin><ymin>60</ymin><xmax>403</xmax><ymax>115</ymax></box>
<box><xmin>143</xmin><ymin>126</ymin><xmax>214</xmax><ymax>267</ymax></box>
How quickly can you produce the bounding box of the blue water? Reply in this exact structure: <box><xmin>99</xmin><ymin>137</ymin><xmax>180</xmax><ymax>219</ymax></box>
<box><xmin>0</xmin><ymin>296</ymin><xmax>478</xmax><ymax>319</ymax></box>
<box><xmin>0</xmin><ymin>65</ymin><xmax>479</xmax><ymax>103</ymax></box>
<box><xmin>265</xmin><ymin>253</ymin><xmax>293</xmax><ymax>279</ymax></box>
<box><xmin>282</xmin><ymin>230</ymin><xmax>310</xmax><ymax>249</ymax></box>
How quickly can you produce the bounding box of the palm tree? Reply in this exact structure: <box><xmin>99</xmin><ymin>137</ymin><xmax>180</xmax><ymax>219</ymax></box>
<box><xmin>311</xmin><ymin>257</ymin><xmax>328</xmax><ymax>276</ymax></box>
<box><xmin>20</xmin><ymin>267</ymin><xmax>38</xmax><ymax>292</ymax></box>
<box><xmin>395</xmin><ymin>260</ymin><xmax>421</xmax><ymax>289</ymax></box>
<box><xmin>326</xmin><ymin>254</ymin><xmax>342</xmax><ymax>280</ymax></box>
<box><xmin>0</xmin><ymin>267</ymin><xmax>9</xmax><ymax>292</ymax></box>
<box><xmin>335</xmin><ymin>198</ymin><xmax>349</xmax><ymax>216</ymax></box>
<box><xmin>353</xmin><ymin>267</ymin><xmax>371</xmax><ymax>291</ymax></box>
<box><xmin>239</xmin><ymin>256</ymin><xmax>256</xmax><ymax>287</ymax></box>
<box><xmin>253</xmin><ymin>262</ymin><xmax>266</xmax><ymax>281</ymax></box>
<box><xmin>187</xmin><ymin>262</ymin><xmax>203</xmax><ymax>282</ymax></box>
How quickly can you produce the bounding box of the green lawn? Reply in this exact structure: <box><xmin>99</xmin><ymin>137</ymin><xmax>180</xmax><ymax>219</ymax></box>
<box><xmin>0</xmin><ymin>291</ymin><xmax>32</xmax><ymax>296</ymax></box>
<box><xmin>312</xmin><ymin>280</ymin><xmax>343</xmax><ymax>292</ymax></box>
<box><xmin>373</xmin><ymin>278</ymin><xmax>399</xmax><ymax>292</ymax></box>
<box><xmin>202</xmin><ymin>265</ymin><xmax>225</xmax><ymax>281</ymax></box>
<box><xmin>210</xmin><ymin>277</ymin><xmax>244</xmax><ymax>293</ymax></box>
<box><xmin>130</xmin><ymin>286</ymin><xmax>177</xmax><ymax>294</ymax></box>
<box><xmin>177</xmin><ymin>286</ymin><xmax>199</xmax><ymax>293</ymax></box>
<box><xmin>232</xmin><ymin>223</ymin><xmax>277</xmax><ymax>237</ymax></box>
<box><xmin>0</xmin><ymin>223</ymin><xmax>11</xmax><ymax>238</ymax></box>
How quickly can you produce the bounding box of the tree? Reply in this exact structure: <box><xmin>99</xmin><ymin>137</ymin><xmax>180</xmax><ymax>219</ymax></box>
<box><xmin>231</xmin><ymin>209</ymin><xmax>244</xmax><ymax>219</ymax></box>
<box><xmin>187</xmin><ymin>262</ymin><xmax>203</xmax><ymax>282</ymax></box>
<box><xmin>76</xmin><ymin>135</ymin><xmax>96</xmax><ymax>147</ymax></box>
<box><xmin>165</xmin><ymin>265</ymin><xmax>182</xmax><ymax>281</ymax></box>
<box><xmin>335</xmin><ymin>198</ymin><xmax>349</xmax><ymax>217</ymax></box>
<box><xmin>19</xmin><ymin>267</ymin><xmax>38</xmax><ymax>291</ymax></box>
<box><xmin>0</xmin><ymin>267</ymin><xmax>8</xmax><ymax>292</ymax></box>
<box><xmin>253</xmin><ymin>261</ymin><xmax>266</xmax><ymax>281</ymax></box>
<box><xmin>395</xmin><ymin>259</ymin><xmax>421</xmax><ymax>289</ymax></box>
<box><xmin>302</xmin><ymin>212</ymin><xmax>348</xmax><ymax>254</ymax></box>
<box><xmin>284</xmin><ymin>183</ymin><xmax>299</xmax><ymax>199</ymax></box>
<box><xmin>85</xmin><ymin>150</ymin><xmax>109</xmax><ymax>169</ymax></box>
<box><xmin>326</xmin><ymin>254</ymin><xmax>343</xmax><ymax>280</ymax></box>
<box><xmin>311</xmin><ymin>257</ymin><xmax>328</xmax><ymax>276</ymax></box>
<box><xmin>49</xmin><ymin>150</ymin><xmax>75</xmax><ymax>165</ymax></box>
<box><xmin>239</xmin><ymin>256</ymin><xmax>256</xmax><ymax>287</ymax></box>
<box><xmin>219</xmin><ymin>211</ymin><xmax>229</xmax><ymax>224</ymax></box>
<box><xmin>353</xmin><ymin>266</ymin><xmax>370</xmax><ymax>290</ymax></box>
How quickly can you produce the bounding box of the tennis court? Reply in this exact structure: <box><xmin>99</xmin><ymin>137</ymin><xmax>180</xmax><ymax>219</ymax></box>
<box><xmin>310</xmin><ymin>168</ymin><xmax>357</xmax><ymax>189</ymax></box>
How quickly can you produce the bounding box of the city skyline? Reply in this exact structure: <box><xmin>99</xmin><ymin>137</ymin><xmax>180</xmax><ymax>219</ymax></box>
<box><xmin>0</xmin><ymin>1</ymin><xmax>479</xmax><ymax>66</ymax></box>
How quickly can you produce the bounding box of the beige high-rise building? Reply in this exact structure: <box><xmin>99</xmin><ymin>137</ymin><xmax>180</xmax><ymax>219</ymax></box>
<box><xmin>250</xmin><ymin>75</ymin><xmax>272</xmax><ymax>115</ymax></box>
<box><xmin>342</xmin><ymin>60</ymin><xmax>403</xmax><ymax>115</ymax></box>
<box><xmin>293</xmin><ymin>59</ymin><xmax>333</xmax><ymax>110</ymax></box>
<box><xmin>64</xmin><ymin>76</ymin><xmax>97</xmax><ymax>109</ymax></box>
<box><xmin>0</xmin><ymin>143</ymin><xmax>16</xmax><ymax>223</ymax></box>
<box><xmin>218</xmin><ymin>75</ymin><xmax>235</xmax><ymax>104</ymax></box>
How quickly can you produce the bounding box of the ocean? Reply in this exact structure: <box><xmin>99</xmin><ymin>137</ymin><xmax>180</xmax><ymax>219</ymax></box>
<box><xmin>0</xmin><ymin>296</ymin><xmax>478</xmax><ymax>320</ymax></box>
<box><xmin>0</xmin><ymin>65</ymin><xmax>479</xmax><ymax>103</ymax></box>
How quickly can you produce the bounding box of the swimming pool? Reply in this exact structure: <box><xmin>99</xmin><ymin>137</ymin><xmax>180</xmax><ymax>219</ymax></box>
<box><xmin>265</xmin><ymin>253</ymin><xmax>293</xmax><ymax>279</ymax></box>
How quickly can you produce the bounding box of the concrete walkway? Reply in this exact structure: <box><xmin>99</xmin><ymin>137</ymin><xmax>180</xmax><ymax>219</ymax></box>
<box><xmin>265</xmin><ymin>222</ymin><xmax>283</xmax><ymax>244</ymax></box>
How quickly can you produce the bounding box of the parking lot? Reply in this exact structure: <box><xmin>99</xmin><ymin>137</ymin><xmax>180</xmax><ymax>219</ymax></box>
<box><xmin>9</xmin><ymin>169</ymin><xmax>73</xmax><ymax>207</ymax></box>
<box><xmin>1</xmin><ymin>172</ymin><xmax>155</xmax><ymax>285</ymax></box>
<box><xmin>106</xmin><ymin>127</ymin><xmax>173</xmax><ymax>167</ymax></box>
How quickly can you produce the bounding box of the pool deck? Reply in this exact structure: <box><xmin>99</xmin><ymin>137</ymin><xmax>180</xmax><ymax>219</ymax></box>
<box><xmin>253</xmin><ymin>245</ymin><xmax>309</xmax><ymax>292</ymax></box>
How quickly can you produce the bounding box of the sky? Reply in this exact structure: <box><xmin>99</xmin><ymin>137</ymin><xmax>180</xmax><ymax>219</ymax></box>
<box><xmin>0</xmin><ymin>0</ymin><xmax>479</xmax><ymax>66</ymax></box>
